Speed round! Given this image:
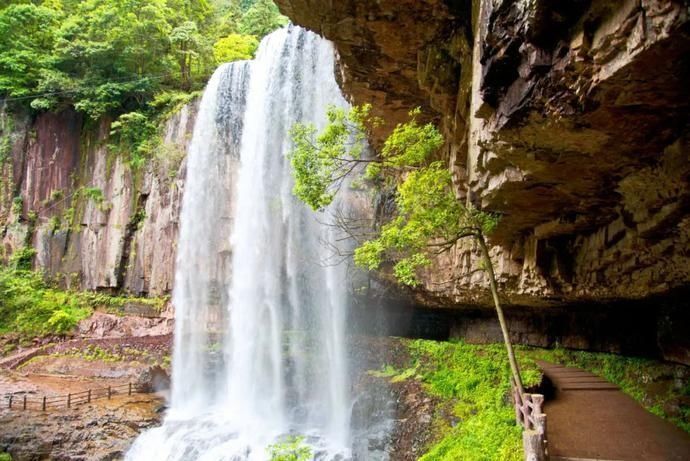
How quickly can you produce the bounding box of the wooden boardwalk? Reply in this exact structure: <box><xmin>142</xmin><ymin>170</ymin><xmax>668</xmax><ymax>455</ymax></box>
<box><xmin>538</xmin><ymin>361</ymin><xmax>690</xmax><ymax>461</ymax></box>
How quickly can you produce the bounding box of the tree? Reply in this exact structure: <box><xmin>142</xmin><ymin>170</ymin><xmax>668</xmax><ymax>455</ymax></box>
<box><xmin>0</xmin><ymin>4</ymin><xmax>58</xmax><ymax>98</ymax></box>
<box><xmin>0</xmin><ymin>0</ymin><xmax>270</xmax><ymax>118</ymax></box>
<box><xmin>170</xmin><ymin>21</ymin><xmax>204</xmax><ymax>90</ymax></box>
<box><xmin>238</xmin><ymin>0</ymin><xmax>287</xmax><ymax>37</ymax></box>
<box><xmin>50</xmin><ymin>0</ymin><xmax>175</xmax><ymax>117</ymax></box>
<box><xmin>289</xmin><ymin>105</ymin><xmax>525</xmax><ymax>394</ymax></box>
<box><xmin>212</xmin><ymin>33</ymin><xmax>258</xmax><ymax>64</ymax></box>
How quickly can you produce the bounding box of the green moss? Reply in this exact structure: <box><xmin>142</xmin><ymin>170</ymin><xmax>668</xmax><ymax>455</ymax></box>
<box><xmin>0</xmin><ymin>451</ymin><xmax>12</xmax><ymax>461</ymax></box>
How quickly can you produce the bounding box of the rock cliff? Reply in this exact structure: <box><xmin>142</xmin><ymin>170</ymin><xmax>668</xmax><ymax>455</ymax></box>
<box><xmin>276</xmin><ymin>0</ymin><xmax>690</xmax><ymax>308</ymax></box>
<box><xmin>0</xmin><ymin>101</ymin><xmax>197</xmax><ymax>296</ymax></box>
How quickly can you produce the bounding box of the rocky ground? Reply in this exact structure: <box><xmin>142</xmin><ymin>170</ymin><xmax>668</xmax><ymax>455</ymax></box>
<box><xmin>0</xmin><ymin>325</ymin><xmax>443</xmax><ymax>461</ymax></box>
<box><xmin>0</xmin><ymin>312</ymin><xmax>172</xmax><ymax>461</ymax></box>
<box><xmin>0</xmin><ymin>394</ymin><xmax>164</xmax><ymax>461</ymax></box>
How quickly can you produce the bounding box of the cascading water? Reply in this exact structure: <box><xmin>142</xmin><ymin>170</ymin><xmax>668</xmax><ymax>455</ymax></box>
<box><xmin>127</xmin><ymin>26</ymin><xmax>353</xmax><ymax>460</ymax></box>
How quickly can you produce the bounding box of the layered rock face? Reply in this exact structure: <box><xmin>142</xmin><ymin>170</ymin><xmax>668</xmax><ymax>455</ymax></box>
<box><xmin>0</xmin><ymin>102</ymin><xmax>198</xmax><ymax>296</ymax></box>
<box><xmin>276</xmin><ymin>0</ymin><xmax>690</xmax><ymax>307</ymax></box>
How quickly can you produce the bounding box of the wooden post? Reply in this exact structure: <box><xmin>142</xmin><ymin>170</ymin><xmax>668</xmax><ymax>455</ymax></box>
<box><xmin>128</xmin><ymin>383</ymin><xmax>132</xmax><ymax>396</ymax></box>
<box><xmin>523</xmin><ymin>429</ymin><xmax>547</xmax><ymax>461</ymax></box>
<box><xmin>522</xmin><ymin>393</ymin><xmax>548</xmax><ymax>461</ymax></box>
<box><xmin>67</xmin><ymin>393</ymin><xmax>71</xmax><ymax>408</ymax></box>
<box><xmin>23</xmin><ymin>395</ymin><xmax>27</xmax><ymax>410</ymax></box>
<box><xmin>42</xmin><ymin>396</ymin><xmax>46</xmax><ymax>411</ymax></box>
<box><xmin>107</xmin><ymin>386</ymin><xmax>112</xmax><ymax>400</ymax></box>
<box><xmin>87</xmin><ymin>390</ymin><xmax>91</xmax><ymax>403</ymax></box>
<box><xmin>8</xmin><ymin>395</ymin><xmax>12</xmax><ymax>409</ymax></box>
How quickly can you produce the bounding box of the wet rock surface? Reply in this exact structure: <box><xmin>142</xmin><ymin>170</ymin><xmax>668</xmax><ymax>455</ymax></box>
<box><xmin>349</xmin><ymin>336</ymin><xmax>439</xmax><ymax>460</ymax></box>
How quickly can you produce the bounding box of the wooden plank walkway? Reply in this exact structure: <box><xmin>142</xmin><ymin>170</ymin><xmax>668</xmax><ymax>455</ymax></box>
<box><xmin>538</xmin><ymin>361</ymin><xmax>690</xmax><ymax>461</ymax></box>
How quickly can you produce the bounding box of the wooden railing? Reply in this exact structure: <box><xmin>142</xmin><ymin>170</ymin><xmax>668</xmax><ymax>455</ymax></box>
<box><xmin>3</xmin><ymin>382</ymin><xmax>147</xmax><ymax>411</ymax></box>
<box><xmin>513</xmin><ymin>380</ymin><xmax>548</xmax><ymax>461</ymax></box>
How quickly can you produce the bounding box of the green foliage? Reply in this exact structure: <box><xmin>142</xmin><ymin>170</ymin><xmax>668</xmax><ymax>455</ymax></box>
<box><xmin>0</xmin><ymin>266</ymin><xmax>166</xmax><ymax>336</ymax></box>
<box><xmin>382</xmin><ymin>340</ymin><xmax>537</xmax><ymax>461</ymax></box>
<box><xmin>213</xmin><ymin>34</ymin><xmax>259</xmax><ymax>63</ymax></box>
<box><xmin>290</xmin><ymin>106</ymin><xmax>499</xmax><ymax>286</ymax></box>
<box><xmin>11</xmin><ymin>195</ymin><xmax>22</xmax><ymax>216</ymax></box>
<box><xmin>0</xmin><ymin>268</ymin><xmax>90</xmax><ymax>335</ymax></box>
<box><xmin>48</xmin><ymin>215</ymin><xmax>61</xmax><ymax>232</ymax></box>
<box><xmin>0</xmin><ymin>0</ymin><xmax>286</xmax><ymax>119</ymax></box>
<box><xmin>0</xmin><ymin>451</ymin><xmax>11</xmax><ymax>461</ymax></box>
<box><xmin>82</xmin><ymin>187</ymin><xmax>104</xmax><ymax>204</ymax></box>
<box><xmin>379</xmin><ymin>107</ymin><xmax>444</xmax><ymax>168</ymax></box>
<box><xmin>1</xmin><ymin>0</ymin><xmax>288</xmax><ymax>173</ymax></box>
<box><xmin>109</xmin><ymin>112</ymin><xmax>159</xmax><ymax>168</ymax></box>
<box><xmin>267</xmin><ymin>436</ymin><xmax>312</xmax><ymax>461</ymax></box>
<box><xmin>8</xmin><ymin>247</ymin><xmax>36</xmax><ymax>270</ymax></box>
<box><xmin>170</xmin><ymin>20</ymin><xmax>207</xmax><ymax>90</ymax></box>
<box><xmin>0</xmin><ymin>4</ymin><xmax>58</xmax><ymax>98</ymax></box>
<box><xmin>290</xmin><ymin>104</ymin><xmax>378</xmax><ymax>210</ymax></box>
<box><xmin>65</xmin><ymin>344</ymin><xmax>123</xmax><ymax>363</ymax></box>
<box><xmin>239</xmin><ymin>0</ymin><xmax>288</xmax><ymax>37</ymax></box>
<box><xmin>149</xmin><ymin>89</ymin><xmax>201</xmax><ymax>118</ymax></box>
<box><xmin>0</xmin><ymin>130</ymin><xmax>12</xmax><ymax>164</ymax></box>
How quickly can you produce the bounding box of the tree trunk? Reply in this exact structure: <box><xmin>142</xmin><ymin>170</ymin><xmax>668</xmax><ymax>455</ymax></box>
<box><xmin>477</xmin><ymin>232</ymin><xmax>525</xmax><ymax>395</ymax></box>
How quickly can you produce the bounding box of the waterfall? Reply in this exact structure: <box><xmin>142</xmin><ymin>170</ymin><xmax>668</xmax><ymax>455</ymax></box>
<box><xmin>126</xmin><ymin>26</ymin><xmax>352</xmax><ymax>460</ymax></box>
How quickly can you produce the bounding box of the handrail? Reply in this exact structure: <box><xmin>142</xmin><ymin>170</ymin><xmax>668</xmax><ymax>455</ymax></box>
<box><xmin>2</xmin><ymin>382</ymin><xmax>148</xmax><ymax>411</ymax></box>
<box><xmin>512</xmin><ymin>378</ymin><xmax>549</xmax><ymax>460</ymax></box>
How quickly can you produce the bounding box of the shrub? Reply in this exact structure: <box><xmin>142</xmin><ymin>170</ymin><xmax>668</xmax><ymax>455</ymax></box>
<box><xmin>267</xmin><ymin>436</ymin><xmax>312</xmax><ymax>461</ymax></box>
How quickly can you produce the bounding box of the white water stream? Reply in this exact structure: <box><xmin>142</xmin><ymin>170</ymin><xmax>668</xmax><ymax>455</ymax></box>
<box><xmin>127</xmin><ymin>26</ymin><xmax>353</xmax><ymax>460</ymax></box>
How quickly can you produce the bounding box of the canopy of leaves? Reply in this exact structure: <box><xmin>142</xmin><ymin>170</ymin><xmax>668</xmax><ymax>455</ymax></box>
<box><xmin>239</xmin><ymin>0</ymin><xmax>287</xmax><ymax>37</ymax></box>
<box><xmin>0</xmin><ymin>0</ymin><xmax>286</xmax><ymax>118</ymax></box>
<box><xmin>289</xmin><ymin>106</ymin><xmax>499</xmax><ymax>286</ymax></box>
<box><xmin>213</xmin><ymin>33</ymin><xmax>259</xmax><ymax>63</ymax></box>
<box><xmin>290</xmin><ymin>104</ymin><xmax>378</xmax><ymax>210</ymax></box>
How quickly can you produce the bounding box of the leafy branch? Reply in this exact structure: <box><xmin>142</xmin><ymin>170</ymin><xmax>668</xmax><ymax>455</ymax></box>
<box><xmin>289</xmin><ymin>104</ymin><xmax>525</xmax><ymax>393</ymax></box>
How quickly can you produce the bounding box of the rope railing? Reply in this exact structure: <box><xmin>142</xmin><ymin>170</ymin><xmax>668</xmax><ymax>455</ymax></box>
<box><xmin>3</xmin><ymin>382</ymin><xmax>147</xmax><ymax>411</ymax></box>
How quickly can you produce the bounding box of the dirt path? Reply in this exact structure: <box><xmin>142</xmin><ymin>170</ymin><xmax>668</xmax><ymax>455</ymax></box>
<box><xmin>538</xmin><ymin>361</ymin><xmax>690</xmax><ymax>461</ymax></box>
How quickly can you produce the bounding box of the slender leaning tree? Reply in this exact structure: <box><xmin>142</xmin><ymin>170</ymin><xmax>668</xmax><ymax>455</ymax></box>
<box><xmin>289</xmin><ymin>105</ymin><xmax>524</xmax><ymax>394</ymax></box>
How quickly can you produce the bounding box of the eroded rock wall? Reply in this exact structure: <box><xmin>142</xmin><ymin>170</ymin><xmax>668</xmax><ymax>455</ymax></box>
<box><xmin>0</xmin><ymin>102</ymin><xmax>198</xmax><ymax>296</ymax></box>
<box><xmin>276</xmin><ymin>0</ymin><xmax>690</xmax><ymax>309</ymax></box>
